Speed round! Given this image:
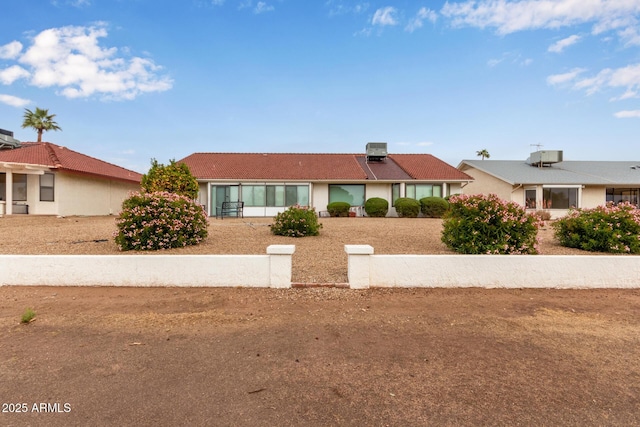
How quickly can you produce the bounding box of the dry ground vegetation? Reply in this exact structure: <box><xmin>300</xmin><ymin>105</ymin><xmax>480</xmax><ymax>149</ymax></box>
<box><xmin>1</xmin><ymin>216</ymin><xmax>639</xmax><ymax>426</ymax></box>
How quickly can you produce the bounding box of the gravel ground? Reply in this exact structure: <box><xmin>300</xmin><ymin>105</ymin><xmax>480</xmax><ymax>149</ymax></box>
<box><xmin>0</xmin><ymin>215</ymin><xmax>591</xmax><ymax>283</ymax></box>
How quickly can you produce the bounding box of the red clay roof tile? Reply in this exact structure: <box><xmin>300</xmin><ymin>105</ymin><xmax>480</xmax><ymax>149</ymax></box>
<box><xmin>0</xmin><ymin>142</ymin><xmax>142</xmax><ymax>183</ymax></box>
<box><xmin>180</xmin><ymin>152</ymin><xmax>472</xmax><ymax>181</ymax></box>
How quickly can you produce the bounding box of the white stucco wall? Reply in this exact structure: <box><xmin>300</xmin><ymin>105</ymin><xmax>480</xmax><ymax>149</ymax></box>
<box><xmin>0</xmin><ymin>246</ymin><xmax>295</xmax><ymax>288</ymax></box>
<box><xmin>460</xmin><ymin>167</ymin><xmax>513</xmax><ymax>200</ymax></box>
<box><xmin>345</xmin><ymin>246</ymin><xmax>640</xmax><ymax>289</ymax></box>
<box><xmin>56</xmin><ymin>173</ymin><xmax>140</xmax><ymax>216</ymax></box>
<box><xmin>582</xmin><ymin>186</ymin><xmax>606</xmax><ymax>210</ymax></box>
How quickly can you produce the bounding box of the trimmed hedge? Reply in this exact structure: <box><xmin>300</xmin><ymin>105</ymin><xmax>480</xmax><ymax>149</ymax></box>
<box><xmin>364</xmin><ymin>197</ymin><xmax>389</xmax><ymax>217</ymax></box>
<box><xmin>270</xmin><ymin>205</ymin><xmax>322</xmax><ymax>237</ymax></box>
<box><xmin>394</xmin><ymin>198</ymin><xmax>420</xmax><ymax>218</ymax></box>
<box><xmin>420</xmin><ymin>197</ymin><xmax>449</xmax><ymax>218</ymax></box>
<box><xmin>327</xmin><ymin>201</ymin><xmax>350</xmax><ymax>217</ymax></box>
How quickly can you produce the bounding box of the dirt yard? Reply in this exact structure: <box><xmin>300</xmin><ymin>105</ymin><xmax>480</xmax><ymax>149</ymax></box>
<box><xmin>1</xmin><ymin>216</ymin><xmax>639</xmax><ymax>426</ymax></box>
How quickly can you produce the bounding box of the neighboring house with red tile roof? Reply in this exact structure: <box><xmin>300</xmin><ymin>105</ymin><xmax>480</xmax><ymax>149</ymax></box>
<box><xmin>0</xmin><ymin>141</ymin><xmax>141</xmax><ymax>216</ymax></box>
<box><xmin>179</xmin><ymin>144</ymin><xmax>473</xmax><ymax>217</ymax></box>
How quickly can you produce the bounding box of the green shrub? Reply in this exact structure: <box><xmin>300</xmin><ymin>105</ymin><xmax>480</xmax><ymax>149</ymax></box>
<box><xmin>270</xmin><ymin>205</ymin><xmax>322</xmax><ymax>237</ymax></box>
<box><xmin>327</xmin><ymin>202</ymin><xmax>350</xmax><ymax>217</ymax></box>
<box><xmin>21</xmin><ymin>308</ymin><xmax>36</xmax><ymax>324</ymax></box>
<box><xmin>420</xmin><ymin>197</ymin><xmax>449</xmax><ymax>218</ymax></box>
<box><xmin>141</xmin><ymin>159</ymin><xmax>199</xmax><ymax>199</ymax></box>
<box><xmin>441</xmin><ymin>193</ymin><xmax>543</xmax><ymax>254</ymax></box>
<box><xmin>552</xmin><ymin>202</ymin><xmax>640</xmax><ymax>253</ymax></box>
<box><xmin>114</xmin><ymin>191</ymin><xmax>209</xmax><ymax>251</ymax></box>
<box><xmin>394</xmin><ymin>198</ymin><xmax>420</xmax><ymax>218</ymax></box>
<box><xmin>364</xmin><ymin>197</ymin><xmax>389</xmax><ymax>217</ymax></box>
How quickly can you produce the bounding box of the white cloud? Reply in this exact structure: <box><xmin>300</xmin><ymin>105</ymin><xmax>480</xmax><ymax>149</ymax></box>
<box><xmin>326</xmin><ymin>1</ymin><xmax>369</xmax><ymax>16</ymax></box>
<box><xmin>488</xmin><ymin>58</ymin><xmax>503</xmax><ymax>67</ymax></box>
<box><xmin>547</xmin><ymin>68</ymin><xmax>587</xmax><ymax>85</ymax></box>
<box><xmin>614</xmin><ymin>110</ymin><xmax>640</xmax><ymax>118</ymax></box>
<box><xmin>548</xmin><ymin>34</ymin><xmax>582</xmax><ymax>53</ymax></box>
<box><xmin>549</xmin><ymin>63</ymin><xmax>640</xmax><ymax>99</ymax></box>
<box><xmin>441</xmin><ymin>0</ymin><xmax>640</xmax><ymax>44</ymax></box>
<box><xmin>0</xmin><ymin>94</ymin><xmax>31</xmax><ymax>107</ymax></box>
<box><xmin>0</xmin><ymin>41</ymin><xmax>23</xmax><ymax>59</ymax></box>
<box><xmin>0</xmin><ymin>65</ymin><xmax>30</xmax><ymax>84</ymax></box>
<box><xmin>372</xmin><ymin>7</ymin><xmax>398</xmax><ymax>26</ymax></box>
<box><xmin>2</xmin><ymin>24</ymin><xmax>172</xmax><ymax>100</ymax></box>
<box><xmin>405</xmin><ymin>7</ymin><xmax>437</xmax><ymax>32</ymax></box>
<box><xmin>254</xmin><ymin>1</ymin><xmax>274</xmax><ymax>14</ymax></box>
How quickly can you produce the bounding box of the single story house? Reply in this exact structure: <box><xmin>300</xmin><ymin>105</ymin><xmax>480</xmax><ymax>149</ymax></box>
<box><xmin>458</xmin><ymin>150</ymin><xmax>640</xmax><ymax>218</ymax></box>
<box><xmin>0</xmin><ymin>141</ymin><xmax>142</xmax><ymax>216</ymax></box>
<box><xmin>179</xmin><ymin>143</ymin><xmax>473</xmax><ymax>217</ymax></box>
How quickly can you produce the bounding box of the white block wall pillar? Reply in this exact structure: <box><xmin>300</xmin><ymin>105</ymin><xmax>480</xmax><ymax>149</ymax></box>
<box><xmin>345</xmin><ymin>244</ymin><xmax>374</xmax><ymax>289</ymax></box>
<box><xmin>267</xmin><ymin>245</ymin><xmax>295</xmax><ymax>288</ymax></box>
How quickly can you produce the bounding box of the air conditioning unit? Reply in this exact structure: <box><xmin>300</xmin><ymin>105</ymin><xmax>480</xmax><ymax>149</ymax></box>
<box><xmin>528</xmin><ymin>150</ymin><xmax>563</xmax><ymax>166</ymax></box>
<box><xmin>366</xmin><ymin>142</ymin><xmax>388</xmax><ymax>162</ymax></box>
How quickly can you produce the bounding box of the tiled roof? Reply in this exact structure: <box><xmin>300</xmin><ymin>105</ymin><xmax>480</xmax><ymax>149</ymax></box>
<box><xmin>390</xmin><ymin>154</ymin><xmax>473</xmax><ymax>181</ymax></box>
<box><xmin>0</xmin><ymin>142</ymin><xmax>142</xmax><ymax>183</ymax></box>
<box><xmin>179</xmin><ymin>152</ymin><xmax>473</xmax><ymax>182</ymax></box>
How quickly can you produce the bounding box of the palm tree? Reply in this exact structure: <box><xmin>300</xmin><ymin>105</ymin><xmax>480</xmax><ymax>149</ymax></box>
<box><xmin>476</xmin><ymin>149</ymin><xmax>490</xmax><ymax>160</ymax></box>
<box><xmin>21</xmin><ymin>107</ymin><xmax>62</xmax><ymax>142</ymax></box>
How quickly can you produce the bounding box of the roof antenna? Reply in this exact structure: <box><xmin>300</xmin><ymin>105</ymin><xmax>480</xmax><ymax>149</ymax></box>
<box><xmin>530</xmin><ymin>143</ymin><xmax>543</xmax><ymax>152</ymax></box>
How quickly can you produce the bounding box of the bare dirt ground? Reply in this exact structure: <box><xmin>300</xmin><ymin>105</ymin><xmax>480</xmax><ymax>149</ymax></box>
<box><xmin>1</xmin><ymin>216</ymin><xmax>639</xmax><ymax>426</ymax></box>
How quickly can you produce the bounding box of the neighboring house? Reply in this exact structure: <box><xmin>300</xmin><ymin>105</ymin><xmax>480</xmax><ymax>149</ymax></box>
<box><xmin>0</xmin><ymin>140</ymin><xmax>141</xmax><ymax>216</ymax></box>
<box><xmin>458</xmin><ymin>150</ymin><xmax>640</xmax><ymax>218</ymax></box>
<box><xmin>179</xmin><ymin>143</ymin><xmax>473</xmax><ymax>217</ymax></box>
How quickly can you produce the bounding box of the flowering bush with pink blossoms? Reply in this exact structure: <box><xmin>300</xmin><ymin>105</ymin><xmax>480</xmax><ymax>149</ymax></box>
<box><xmin>553</xmin><ymin>202</ymin><xmax>640</xmax><ymax>254</ymax></box>
<box><xmin>114</xmin><ymin>191</ymin><xmax>208</xmax><ymax>251</ymax></box>
<box><xmin>270</xmin><ymin>205</ymin><xmax>322</xmax><ymax>237</ymax></box>
<box><xmin>441</xmin><ymin>193</ymin><xmax>543</xmax><ymax>254</ymax></box>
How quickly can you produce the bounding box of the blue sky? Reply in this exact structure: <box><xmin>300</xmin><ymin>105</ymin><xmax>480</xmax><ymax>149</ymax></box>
<box><xmin>1</xmin><ymin>0</ymin><xmax>640</xmax><ymax>173</ymax></box>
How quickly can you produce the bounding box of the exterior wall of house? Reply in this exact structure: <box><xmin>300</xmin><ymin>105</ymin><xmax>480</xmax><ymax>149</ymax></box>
<box><xmin>200</xmin><ymin>181</ymin><xmax>466</xmax><ymax>217</ymax></box>
<box><xmin>460</xmin><ymin>167</ymin><xmax>513</xmax><ymax>200</ymax></box>
<box><xmin>582</xmin><ymin>186</ymin><xmax>605</xmax><ymax>209</ymax></box>
<box><xmin>448</xmin><ymin>183</ymin><xmax>464</xmax><ymax>196</ymax></box>
<box><xmin>56</xmin><ymin>172</ymin><xmax>139</xmax><ymax>216</ymax></box>
<box><xmin>311</xmin><ymin>183</ymin><xmax>329</xmax><ymax>213</ymax></box>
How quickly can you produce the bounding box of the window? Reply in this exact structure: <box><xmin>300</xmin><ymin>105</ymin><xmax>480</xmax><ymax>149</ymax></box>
<box><xmin>392</xmin><ymin>183</ymin><xmax>400</xmax><ymax>206</ymax></box>
<box><xmin>406</xmin><ymin>184</ymin><xmax>442</xmax><ymax>200</ymax></box>
<box><xmin>242</xmin><ymin>185</ymin><xmax>310</xmax><ymax>207</ymax></box>
<box><xmin>542</xmin><ymin>187</ymin><xmax>578</xmax><ymax>209</ymax></box>
<box><xmin>287</xmin><ymin>185</ymin><xmax>309</xmax><ymax>206</ymax></box>
<box><xmin>525</xmin><ymin>189</ymin><xmax>536</xmax><ymax>209</ymax></box>
<box><xmin>12</xmin><ymin>174</ymin><xmax>27</xmax><ymax>201</ymax></box>
<box><xmin>40</xmin><ymin>173</ymin><xmax>55</xmax><ymax>202</ymax></box>
<box><xmin>329</xmin><ymin>184</ymin><xmax>365</xmax><ymax>206</ymax></box>
<box><xmin>241</xmin><ymin>185</ymin><xmax>266</xmax><ymax>207</ymax></box>
<box><xmin>0</xmin><ymin>173</ymin><xmax>5</xmax><ymax>201</ymax></box>
<box><xmin>606</xmin><ymin>188</ymin><xmax>640</xmax><ymax>207</ymax></box>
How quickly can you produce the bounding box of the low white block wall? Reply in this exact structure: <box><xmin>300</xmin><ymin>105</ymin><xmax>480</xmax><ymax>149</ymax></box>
<box><xmin>345</xmin><ymin>245</ymin><xmax>640</xmax><ymax>289</ymax></box>
<box><xmin>0</xmin><ymin>245</ymin><xmax>295</xmax><ymax>288</ymax></box>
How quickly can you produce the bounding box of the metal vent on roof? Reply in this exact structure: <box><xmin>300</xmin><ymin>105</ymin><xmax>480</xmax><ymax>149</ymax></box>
<box><xmin>366</xmin><ymin>142</ymin><xmax>388</xmax><ymax>162</ymax></box>
<box><xmin>0</xmin><ymin>128</ymin><xmax>21</xmax><ymax>150</ymax></box>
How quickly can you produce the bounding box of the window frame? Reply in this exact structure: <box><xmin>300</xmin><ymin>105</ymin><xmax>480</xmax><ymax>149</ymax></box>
<box><xmin>40</xmin><ymin>172</ymin><xmax>55</xmax><ymax>202</ymax></box>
